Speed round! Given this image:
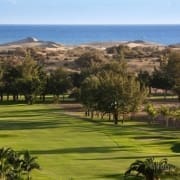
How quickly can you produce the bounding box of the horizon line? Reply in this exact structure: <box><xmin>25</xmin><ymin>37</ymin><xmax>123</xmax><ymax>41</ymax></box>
<box><xmin>0</xmin><ymin>23</ymin><xmax>180</xmax><ymax>26</ymax></box>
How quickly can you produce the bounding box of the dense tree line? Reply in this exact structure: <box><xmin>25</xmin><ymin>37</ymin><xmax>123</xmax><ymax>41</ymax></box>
<box><xmin>0</xmin><ymin>51</ymin><xmax>179</xmax><ymax>108</ymax></box>
<box><xmin>138</xmin><ymin>52</ymin><xmax>180</xmax><ymax>100</ymax></box>
<box><xmin>0</xmin><ymin>53</ymin><xmax>72</xmax><ymax>104</ymax></box>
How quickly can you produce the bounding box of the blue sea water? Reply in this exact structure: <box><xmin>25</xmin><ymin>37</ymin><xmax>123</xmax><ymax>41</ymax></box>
<box><xmin>0</xmin><ymin>25</ymin><xmax>180</xmax><ymax>45</ymax></box>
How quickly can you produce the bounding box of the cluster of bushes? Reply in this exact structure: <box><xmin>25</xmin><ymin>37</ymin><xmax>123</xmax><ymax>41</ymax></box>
<box><xmin>125</xmin><ymin>157</ymin><xmax>179</xmax><ymax>180</ymax></box>
<box><xmin>106</xmin><ymin>44</ymin><xmax>164</xmax><ymax>59</ymax></box>
<box><xmin>0</xmin><ymin>147</ymin><xmax>40</xmax><ymax>180</ymax></box>
<box><xmin>145</xmin><ymin>104</ymin><xmax>180</xmax><ymax>127</ymax></box>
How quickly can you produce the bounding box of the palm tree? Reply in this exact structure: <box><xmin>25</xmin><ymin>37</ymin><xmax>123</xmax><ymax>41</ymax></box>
<box><xmin>125</xmin><ymin>157</ymin><xmax>177</xmax><ymax>180</ymax></box>
<box><xmin>21</xmin><ymin>151</ymin><xmax>40</xmax><ymax>180</ymax></box>
<box><xmin>0</xmin><ymin>147</ymin><xmax>13</xmax><ymax>180</ymax></box>
<box><xmin>6</xmin><ymin>150</ymin><xmax>24</xmax><ymax>180</ymax></box>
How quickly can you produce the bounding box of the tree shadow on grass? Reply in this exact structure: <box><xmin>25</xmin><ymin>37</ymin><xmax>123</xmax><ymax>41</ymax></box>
<box><xmin>99</xmin><ymin>173</ymin><xmax>144</xmax><ymax>180</ymax></box>
<box><xmin>171</xmin><ymin>143</ymin><xmax>180</xmax><ymax>153</ymax></box>
<box><xmin>134</xmin><ymin>136</ymin><xmax>176</xmax><ymax>140</ymax></box>
<box><xmin>78</xmin><ymin>154</ymin><xmax>180</xmax><ymax>161</ymax></box>
<box><xmin>30</xmin><ymin>146</ymin><xmax>129</xmax><ymax>155</ymax></box>
<box><xmin>98</xmin><ymin>173</ymin><xmax>124</xmax><ymax>180</ymax></box>
<box><xmin>0</xmin><ymin>107</ymin><xmax>58</xmax><ymax>116</ymax></box>
<box><xmin>0</xmin><ymin>120</ymin><xmax>65</xmax><ymax>130</ymax></box>
<box><xmin>0</xmin><ymin>134</ymin><xmax>16</xmax><ymax>138</ymax></box>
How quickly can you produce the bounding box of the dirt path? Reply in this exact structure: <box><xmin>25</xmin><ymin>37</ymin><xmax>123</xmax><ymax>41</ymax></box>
<box><xmin>60</xmin><ymin>103</ymin><xmax>84</xmax><ymax>117</ymax></box>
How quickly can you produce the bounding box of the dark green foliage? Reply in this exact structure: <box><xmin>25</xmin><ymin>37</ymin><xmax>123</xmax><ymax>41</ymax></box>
<box><xmin>21</xmin><ymin>151</ymin><xmax>40</xmax><ymax>180</ymax></box>
<box><xmin>151</xmin><ymin>68</ymin><xmax>173</xmax><ymax>91</ymax></box>
<box><xmin>166</xmin><ymin>52</ymin><xmax>180</xmax><ymax>101</ymax></box>
<box><xmin>48</xmin><ymin>67</ymin><xmax>72</xmax><ymax>102</ymax></box>
<box><xmin>75</xmin><ymin>50</ymin><xmax>107</xmax><ymax>68</ymax></box>
<box><xmin>18</xmin><ymin>53</ymin><xmax>41</xmax><ymax>104</ymax></box>
<box><xmin>80</xmin><ymin>61</ymin><xmax>148</xmax><ymax>124</ymax></box>
<box><xmin>150</xmin><ymin>52</ymin><xmax>180</xmax><ymax>100</ymax></box>
<box><xmin>0</xmin><ymin>53</ymin><xmax>73</xmax><ymax>104</ymax></box>
<box><xmin>125</xmin><ymin>157</ymin><xmax>178</xmax><ymax>180</ymax></box>
<box><xmin>138</xmin><ymin>71</ymin><xmax>151</xmax><ymax>94</ymax></box>
<box><xmin>0</xmin><ymin>147</ymin><xmax>40</xmax><ymax>180</ymax></box>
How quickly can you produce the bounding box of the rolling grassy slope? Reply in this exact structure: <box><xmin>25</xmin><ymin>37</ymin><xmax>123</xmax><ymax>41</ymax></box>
<box><xmin>0</xmin><ymin>104</ymin><xmax>179</xmax><ymax>179</ymax></box>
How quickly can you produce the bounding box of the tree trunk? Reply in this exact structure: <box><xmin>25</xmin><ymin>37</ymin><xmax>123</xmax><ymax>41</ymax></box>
<box><xmin>96</xmin><ymin>112</ymin><xmax>100</xmax><ymax>118</ymax></box>
<box><xmin>54</xmin><ymin>95</ymin><xmax>59</xmax><ymax>103</ymax></box>
<box><xmin>101</xmin><ymin>113</ymin><xmax>106</xmax><ymax>120</ymax></box>
<box><xmin>122</xmin><ymin>113</ymin><xmax>125</xmax><ymax>124</ymax></box>
<box><xmin>25</xmin><ymin>95</ymin><xmax>28</xmax><ymax>103</ymax></box>
<box><xmin>87</xmin><ymin>109</ymin><xmax>90</xmax><ymax>116</ymax></box>
<box><xmin>7</xmin><ymin>94</ymin><xmax>9</xmax><ymax>101</ymax></box>
<box><xmin>85</xmin><ymin>109</ymin><xmax>88</xmax><ymax>116</ymax></box>
<box><xmin>113</xmin><ymin>111</ymin><xmax>118</xmax><ymax>125</ymax></box>
<box><xmin>42</xmin><ymin>94</ymin><xmax>46</xmax><ymax>102</ymax></box>
<box><xmin>16</xmin><ymin>95</ymin><xmax>19</xmax><ymax>101</ymax></box>
<box><xmin>173</xmin><ymin>118</ymin><xmax>176</xmax><ymax>128</ymax></box>
<box><xmin>166</xmin><ymin>117</ymin><xmax>169</xmax><ymax>128</ymax></box>
<box><xmin>91</xmin><ymin>110</ymin><xmax>94</xmax><ymax>119</ymax></box>
<box><xmin>0</xmin><ymin>93</ymin><xmax>3</xmax><ymax>101</ymax></box>
<box><xmin>27</xmin><ymin>172</ymin><xmax>31</xmax><ymax>180</ymax></box>
<box><xmin>13</xmin><ymin>94</ymin><xmax>16</xmax><ymax>102</ymax></box>
<box><xmin>164</xmin><ymin>89</ymin><xmax>167</xmax><ymax>99</ymax></box>
<box><xmin>28</xmin><ymin>95</ymin><xmax>33</xmax><ymax>105</ymax></box>
<box><xmin>108</xmin><ymin>113</ymin><xmax>111</xmax><ymax>121</ymax></box>
<box><xmin>149</xmin><ymin>86</ymin><xmax>152</xmax><ymax>94</ymax></box>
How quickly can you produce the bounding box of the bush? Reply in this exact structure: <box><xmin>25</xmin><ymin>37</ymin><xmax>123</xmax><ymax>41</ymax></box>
<box><xmin>0</xmin><ymin>147</ymin><xmax>40</xmax><ymax>180</ymax></box>
<box><xmin>125</xmin><ymin>157</ymin><xmax>179</xmax><ymax>180</ymax></box>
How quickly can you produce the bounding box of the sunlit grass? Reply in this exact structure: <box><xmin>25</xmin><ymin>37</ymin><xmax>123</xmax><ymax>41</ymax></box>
<box><xmin>0</xmin><ymin>104</ymin><xmax>179</xmax><ymax>179</ymax></box>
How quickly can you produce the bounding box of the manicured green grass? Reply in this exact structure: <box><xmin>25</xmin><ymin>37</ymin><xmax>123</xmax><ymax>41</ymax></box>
<box><xmin>0</xmin><ymin>104</ymin><xmax>179</xmax><ymax>179</ymax></box>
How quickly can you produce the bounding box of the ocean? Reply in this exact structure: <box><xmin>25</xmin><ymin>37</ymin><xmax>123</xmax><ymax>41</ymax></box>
<box><xmin>0</xmin><ymin>25</ymin><xmax>180</xmax><ymax>45</ymax></box>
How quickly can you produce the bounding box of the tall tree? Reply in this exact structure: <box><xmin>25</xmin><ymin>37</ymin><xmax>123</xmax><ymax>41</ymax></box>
<box><xmin>0</xmin><ymin>65</ymin><xmax>4</xmax><ymax>101</ymax></box>
<box><xmin>138</xmin><ymin>70</ymin><xmax>151</xmax><ymax>93</ymax></box>
<box><xmin>2</xmin><ymin>63</ymin><xmax>21</xmax><ymax>101</ymax></box>
<box><xmin>18</xmin><ymin>53</ymin><xmax>41</xmax><ymax>104</ymax></box>
<box><xmin>150</xmin><ymin>51</ymin><xmax>180</xmax><ymax>100</ymax></box>
<box><xmin>80</xmin><ymin>75</ymin><xmax>99</xmax><ymax>117</ymax></box>
<box><xmin>165</xmin><ymin>52</ymin><xmax>180</xmax><ymax>101</ymax></box>
<box><xmin>22</xmin><ymin>151</ymin><xmax>40</xmax><ymax>180</ymax></box>
<box><xmin>80</xmin><ymin>61</ymin><xmax>148</xmax><ymax>124</ymax></box>
<box><xmin>49</xmin><ymin>68</ymin><xmax>72</xmax><ymax>102</ymax></box>
<box><xmin>151</xmin><ymin>68</ymin><xmax>173</xmax><ymax>95</ymax></box>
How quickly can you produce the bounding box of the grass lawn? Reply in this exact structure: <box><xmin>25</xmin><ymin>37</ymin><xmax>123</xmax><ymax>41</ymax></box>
<box><xmin>0</xmin><ymin>104</ymin><xmax>179</xmax><ymax>179</ymax></box>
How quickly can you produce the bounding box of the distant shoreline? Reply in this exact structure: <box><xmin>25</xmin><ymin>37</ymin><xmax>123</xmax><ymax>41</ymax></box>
<box><xmin>0</xmin><ymin>37</ymin><xmax>166</xmax><ymax>50</ymax></box>
<box><xmin>1</xmin><ymin>24</ymin><xmax>180</xmax><ymax>26</ymax></box>
<box><xmin>0</xmin><ymin>25</ymin><xmax>180</xmax><ymax>45</ymax></box>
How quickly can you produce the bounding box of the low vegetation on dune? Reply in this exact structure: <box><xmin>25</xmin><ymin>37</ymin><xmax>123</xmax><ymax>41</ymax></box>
<box><xmin>0</xmin><ymin>40</ymin><xmax>179</xmax><ymax>73</ymax></box>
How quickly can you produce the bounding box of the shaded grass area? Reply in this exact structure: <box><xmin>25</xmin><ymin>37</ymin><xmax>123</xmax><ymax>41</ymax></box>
<box><xmin>0</xmin><ymin>104</ymin><xmax>179</xmax><ymax>179</ymax></box>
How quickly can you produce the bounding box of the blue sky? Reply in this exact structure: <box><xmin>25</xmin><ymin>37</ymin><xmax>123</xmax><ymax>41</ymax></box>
<box><xmin>1</xmin><ymin>0</ymin><xmax>180</xmax><ymax>24</ymax></box>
